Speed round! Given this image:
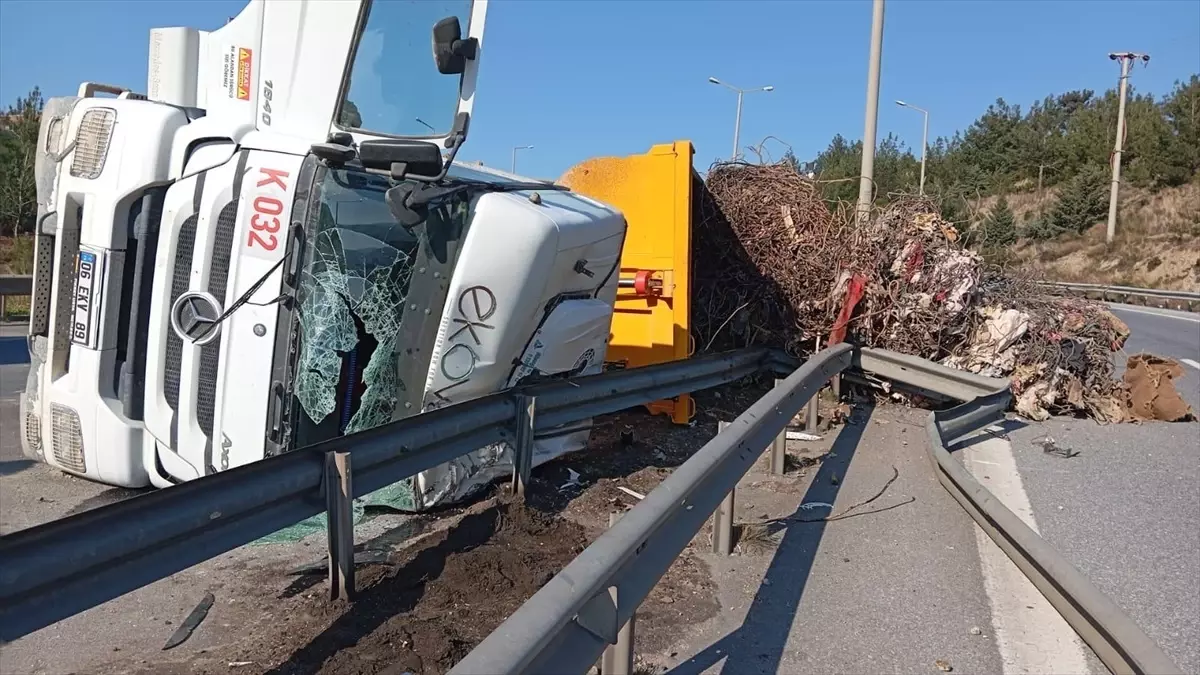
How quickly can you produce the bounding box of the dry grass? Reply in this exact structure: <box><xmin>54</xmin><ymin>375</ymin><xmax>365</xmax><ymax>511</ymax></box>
<box><xmin>0</xmin><ymin>235</ymin><xmax>34</xmax><ymax>275</ymax></box>
<box><xmin>735</xmin><ymin>522</ymin><xmax>781</xmax><ymax>555</ymax></box>
<box><xmin>976</xmin><ymin>189</ymin><xmax>1056</xmax><ymax>224</ymax></box>
<box><xmin>1006</xmin><ymin>182</ymin><xmax>1200</xmax><ymax>291</ymax></box>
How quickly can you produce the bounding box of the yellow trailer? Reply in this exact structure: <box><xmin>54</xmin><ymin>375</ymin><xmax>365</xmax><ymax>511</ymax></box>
<box><xmin>560</xmin><ymin>141</ymin><xmax>697</xmax><ymax>424</ymax></box>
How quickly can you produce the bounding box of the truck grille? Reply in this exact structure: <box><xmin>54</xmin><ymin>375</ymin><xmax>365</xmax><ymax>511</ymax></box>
<box><xmin>50</xmin><ymin>403</ymin><xmax>86</xmax><ymax>473</ymax></box>
<box><xmin>197</xmin><ymin>202</ymin><xmax>237</xmax><ymax>438</ymax></box>
<box><xmin>164</xmin><ymin>214</ymin><xmax>198</xmax><ymax>414</ymax></box>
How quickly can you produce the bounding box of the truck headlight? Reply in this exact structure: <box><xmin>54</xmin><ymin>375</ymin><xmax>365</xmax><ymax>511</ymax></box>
<box><xmin>50</xmin><ymin>403</ymin><xmax>87</xmax><ymax>473</ymax></box>
<box><xmin>70</xmin><ymin>108</ymin><xmax>115</xmax><ymax>179</ymax></box>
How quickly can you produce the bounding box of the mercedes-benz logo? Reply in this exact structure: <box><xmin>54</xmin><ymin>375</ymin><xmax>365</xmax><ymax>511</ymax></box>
<box><xmin>170</xmin><ymin>292</ymin><xmax>223</xmax><ymax>345</ymax></box>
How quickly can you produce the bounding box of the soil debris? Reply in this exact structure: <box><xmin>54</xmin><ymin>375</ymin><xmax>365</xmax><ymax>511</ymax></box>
<box><xmin>262</xmin><ymin>502</ymin><xmax>588</xmax><ymax>675</ymax></box>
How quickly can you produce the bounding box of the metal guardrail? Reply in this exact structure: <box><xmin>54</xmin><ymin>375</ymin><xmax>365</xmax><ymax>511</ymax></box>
<box><xmin>927</xmin><ymin>413</ymin><xmax>1181</xmax><ymax>675</ymax></box>
<box><xmin>0</xmin><ymin>274</ymin><xmax>32</xmax><ymax>320</ymax></box>
<box><xmin>0</xmin><ymin>347</ymin><xmax>770</xmax><ymax>641</ymax></box>
<box><xmin>452</xmin><ymin>347</ymin><xmax>1182</xmax><ymax>675</ymax></box>
<box><xmin>1040</xmin><ymin>280</ymin><xmax>1200</xmax><ymax>311</ymax></box>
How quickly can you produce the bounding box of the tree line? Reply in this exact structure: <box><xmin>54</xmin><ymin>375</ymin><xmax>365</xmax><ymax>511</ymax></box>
<box><xmin>0</xmin><ymin>87</ymin><xmax>42</xmax><ymax>238</ymax></box>
<box><xmin>787</xmin><ymin>74</ymin><xmax>1200</xmax><ymax>248</ymax></box>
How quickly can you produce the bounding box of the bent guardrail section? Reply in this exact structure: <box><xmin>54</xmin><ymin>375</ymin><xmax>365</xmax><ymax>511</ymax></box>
<box><xmin>453</xmin><ymin>347</ymin><xmax>1182</xmax><ymax>675</ymax></box>
<box><xmin>927</xmin><ymin>411</ymin><xmax>1181</xmax><ymax>675</ymax></box>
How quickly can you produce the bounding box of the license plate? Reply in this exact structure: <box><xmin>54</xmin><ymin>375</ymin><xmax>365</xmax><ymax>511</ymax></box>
<box><xmin>71</xmin><ymin>249</ymin><xmax>104</xmax><ymax>348</ymax></box>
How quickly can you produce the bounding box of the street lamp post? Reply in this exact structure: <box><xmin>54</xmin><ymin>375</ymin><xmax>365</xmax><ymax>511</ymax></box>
<box><xmin>708</xmin><ymin>77</ymin><xmax>774</xmax><ymax>161</ymax></box>
<box><xmin>856</xmin><ymin>0</ymin><xmax>886</xmax><ymax>222</ymax></box>
<box><xmin>511</xmin><ymin>145</ymin><xmax>534</xmax><ymax>174</ymax></box>
<box><xmin>895</xmin><ymin>100</ymin><xmax>929</xmax><ymax>196</ymax></box>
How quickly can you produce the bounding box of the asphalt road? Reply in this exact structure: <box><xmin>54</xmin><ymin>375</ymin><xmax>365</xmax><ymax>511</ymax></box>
<box><xmin>1009</xmin><ymin>303</ymin><xmax>1200</xmax><ymax>673</ymax></box>
<box><xmin>0</xmin><ymin>324</ymin><xmax>144</xmax><ymax>536</ymax></box>
<box><xmin>1107</xmin><ymin>303</ymin><xmax>1200</xmax><ymax>411</ymax></box>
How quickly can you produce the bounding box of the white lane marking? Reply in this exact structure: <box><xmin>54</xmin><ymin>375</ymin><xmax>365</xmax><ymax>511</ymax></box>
<box><xmin>1181</xmin><ymin>358</ymin><xmax>1200</xmax><ymax>371</ymax></box>
<box><xmin>1109</xmin><ymin>304</ymin><xmax>1200</xmax><ymax>324</ymax></box>
<box><xmin>964</xmin><ymin>436</ymin><xmax>1092</xmax><ymax>675</ymax></box>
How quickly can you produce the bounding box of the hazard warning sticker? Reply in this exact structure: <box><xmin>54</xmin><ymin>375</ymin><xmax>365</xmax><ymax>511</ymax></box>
<box><xmin>223</xmin><ymin>46</ymin><xmax>253</xmax><ymax>100</ymax></box>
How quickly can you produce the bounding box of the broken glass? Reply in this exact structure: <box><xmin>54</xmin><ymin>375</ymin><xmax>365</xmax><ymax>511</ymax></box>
<box><xmin>295</xmin><ymin>169</ymin><xmax>417</xmax><ymax>432</ymax></box>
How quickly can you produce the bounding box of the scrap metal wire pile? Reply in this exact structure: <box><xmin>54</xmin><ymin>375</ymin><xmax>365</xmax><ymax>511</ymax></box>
<box><xmin>692</xmin><ymin>161</ymin><xmax>1169</xmax><ymax>423</ymax></box>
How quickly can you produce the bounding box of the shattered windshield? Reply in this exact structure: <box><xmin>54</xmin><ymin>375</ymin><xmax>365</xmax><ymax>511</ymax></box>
<box><xmin>293</xmin><ymin>168</ymin><xmax>417</xmax><ymax>436</ymax></box>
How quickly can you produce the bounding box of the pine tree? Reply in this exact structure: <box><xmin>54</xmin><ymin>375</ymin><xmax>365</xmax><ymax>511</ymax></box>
<box><xmin>982</xmin><ymin>196</ymin><xmax>1018</xmax><ymax>249</ymax></box>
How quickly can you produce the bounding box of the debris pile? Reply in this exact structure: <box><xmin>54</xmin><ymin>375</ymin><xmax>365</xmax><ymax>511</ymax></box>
<box><xmin>692</xmin><ymin>161</ymin><xmax>1190</xmax><ymax>423</ymax></box>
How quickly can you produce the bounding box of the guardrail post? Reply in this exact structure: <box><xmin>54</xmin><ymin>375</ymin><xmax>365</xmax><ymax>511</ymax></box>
<box><xmin>805</xmin><ymin>387</ymin><xmax>820</xmax><ymax>431</ymax></box>
<box><xmin>511</xmin><ymin>394</ymin><xmax>536</xmax><ymax>500</ymax></box>
<box><xmin>769</xmin><ymin>380</ymin><xmax>786</xmax><ymax>475</ymax></box>
<box><xmin>0</xmin><ymin>294</ymin><xmax>7</xmax><ymax>320</ymax></box>
<box><xmin>712</xmin><ymin>422</ymin><xmax>736</xmax><ymax>555</ymax></box>
<box><xmin>324</xmin><ymin>451</ymin><xmax>355</xmax><ymax>601</ymax></box>
<box><xmin>804</xmin><ymin>338</ymin><xmax>822</xmax><ymax>431</ymax></box>
<box><xmin>599</xmin><ymin>512</ymin><xmax>635</xmax><ymax>675</ymax></box>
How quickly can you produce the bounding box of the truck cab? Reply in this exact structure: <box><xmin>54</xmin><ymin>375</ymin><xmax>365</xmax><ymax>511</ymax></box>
<box><xmin>21</xmin><ymin>0</ymin><xmax>626</xmax><ymax>509</ymax></box>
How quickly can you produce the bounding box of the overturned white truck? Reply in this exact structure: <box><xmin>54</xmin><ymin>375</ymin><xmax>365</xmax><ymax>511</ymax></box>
<box><xmin>21</xmin><ymin>0</ymin><xmax>626</xmax><ymax>509</ymax></box>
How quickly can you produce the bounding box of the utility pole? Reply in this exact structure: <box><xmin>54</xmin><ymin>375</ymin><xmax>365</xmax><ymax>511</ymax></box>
<box><xmin>896</xmin><ymin>100</ymin><xmax>929</xmax><ymax>195</ymax></box>
<box><xmin>856</xmin><ymin>0</ymin><xmax>886</xmax><ymax>221</ymax></box>
<box><xmin>1105</xmin><ymin>51</ymin><xmax>1150</xmax><ymax>244</ymax></box>
<box><xmin>511</xmin><ymin>145</ymin><xmax>533</xmax><ymax>174</ymax></box>
<box><xmin>708</xmin><ymin>77</ymin><xmax>775</xmax><ymax>161</ymax></box>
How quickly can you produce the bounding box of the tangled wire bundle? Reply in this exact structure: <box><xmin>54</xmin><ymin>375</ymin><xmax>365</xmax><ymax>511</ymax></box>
<box><xmin>692</xmin><ymin>161</ymin><xmax>1134</xmax><ymax>422</ymax></box>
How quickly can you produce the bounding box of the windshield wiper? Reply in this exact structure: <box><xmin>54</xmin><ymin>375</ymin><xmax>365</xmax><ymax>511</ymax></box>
<box><xmin>386</xmin><ymin>178</ymin><xmax>571</xmax><ymax>228</ymax></box>
<box><xmin>190</xmin><ymin>250</ymin><xmax>292</xmax><ymax>344</ymax></box>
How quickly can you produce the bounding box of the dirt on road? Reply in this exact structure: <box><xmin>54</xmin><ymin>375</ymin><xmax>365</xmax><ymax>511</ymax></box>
<box><xmin>79</xmin><ymin>394</ymin><xmax>757</xmax><ymax>675</ymax></box>
<box><xmin>259</xmin><ymin>501</ymin><xmax>588</xmax><ymax>675</ymax></box>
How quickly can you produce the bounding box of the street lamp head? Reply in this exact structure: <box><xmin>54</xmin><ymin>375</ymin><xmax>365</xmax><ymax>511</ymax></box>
<box><xmin>708</xmin><ymin>77</ymin><xmax>721</xmax><ymax>85</ymax></box>
<box><xmin>762</xmin><ymin>86</ymin><xmax>775</xmax><ymax>92</ymax></box>
<box><xmin>895</xmin><ymin>100</ymin><xmax>906</xmax><ymax>106</ymax></box>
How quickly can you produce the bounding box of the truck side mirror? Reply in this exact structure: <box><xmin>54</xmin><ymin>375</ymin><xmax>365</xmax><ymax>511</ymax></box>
<box><xmin>359</xmin><ymin>139</ymin><xmax>444</xmax><ymax>178</ymax></box>
<box><xmin>432</xmin><ymin>16</ymin><xmax>477</xmax><ymax>75</ymax></box>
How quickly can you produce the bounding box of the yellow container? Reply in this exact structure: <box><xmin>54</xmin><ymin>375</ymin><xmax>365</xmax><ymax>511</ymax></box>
<box><xmin>560</xmin><ymin>141</ymin><xmax>695</xmax><ymax>424</ymax></box>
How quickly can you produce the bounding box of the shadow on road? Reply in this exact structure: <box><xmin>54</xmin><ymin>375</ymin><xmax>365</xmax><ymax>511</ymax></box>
<box><xmin>666</xmin><ymin>400</ymin><xmax>875</xmax><ymax>675</ymax></box>
<box><xmin>0</xmin><ymin>336</ymin><xmax>29</xmax><ymax>366</ymax></box>
<box><xmin>61</xmin><ymin>486</ymin><xmax>148</xmax><ymax>517</ymax></box>
<box><xmin>0</xmin><ymin>458</ymin><xmax>34</xmax><ymax>476</ymax></box>
<box><xmin>945</xmin><ymin>417</ymin><xmax>1028</xmax><ymax>452</ymax></box>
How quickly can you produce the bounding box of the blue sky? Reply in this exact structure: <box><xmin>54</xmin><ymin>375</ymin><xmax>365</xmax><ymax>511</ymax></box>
<box><xmin>2</xmin><ymin>0</ymin><xmax>1197</xmax><ymax>180</ymax></box>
